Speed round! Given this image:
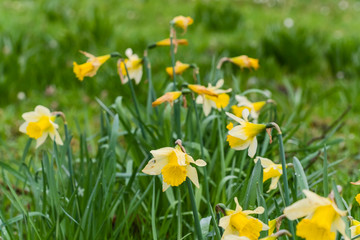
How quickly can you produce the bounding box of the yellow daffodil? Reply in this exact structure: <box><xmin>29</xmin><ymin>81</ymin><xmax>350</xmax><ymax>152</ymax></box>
<box><xmin>226</xmin><ymin>109</ymin><xmax>266</xmax><ymax>158</ymax></box>
<box><xmin>284</xmin><ymin>190</ymin><xmax>349</xmax><ymax>240</ymax></box>
<box><xmin>142</xmin><ymin>145</ymin><xmax>206</xmax><ymax>191</ymax></box>
<box><xmin>19</xmin><ymin>105</ymin><xmax>63</xmax><ymax>148</ymax></box>
<box><xmin>118</xmin><ymin>48</ymin><xmax>143</xmax><ymax>85</ymax></box>
<box><xmin>172</xmin><ymin>16</ymin><xmax>194</xmax><ymax>32</ymax></box>
<box><xmin>166</xmin><ymin>61</ymin><xmax>190</xmax><ymax>78</ymax></box>
<box><xmin>188</xmin><ymin>79</ymin><xmax>232</xmax><ymax>116</ymax></box>
<box><xmin>219</xmin><ymin>197</ymin><xmax>269</xmax><ymax>240</ymax></box>
<box><xmin>254</xmin><ymin>157</ymin><xmax>282</xmax><ymax>193</ymax></box>
<box><xmin>152</xmin><ymin>91</ymin><xmax>182</xmax><ymax>107</ymax></box>
<box><xmin>155</xmin><ymin>38</ymin><xmax>188</xmax><ymax>47</ymax></box>
<box><xmin>229</xmin><ymin>55</ymin><xmax>259</xmax><ymax>70</ymax></box>
<box><xmin>73</xmin><ymin>51</ymin><xmax>111</xmax><ymax>81</ymax></box>
<box><xmin>350</xmin><ymin>219</ymin><xmax>360</xmax><ymax>238</ymax></box>
<box><xmin>232</xmin><ymin>95</ymin><xmax>266</xmax><ymax>121</ymax></box>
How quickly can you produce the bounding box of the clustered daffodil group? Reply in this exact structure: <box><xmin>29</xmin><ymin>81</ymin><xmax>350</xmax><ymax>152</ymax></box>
<box><xmin>18</xmin><ymin>14</ymin><xmax>356</xmax><ymax>240</ymax></box>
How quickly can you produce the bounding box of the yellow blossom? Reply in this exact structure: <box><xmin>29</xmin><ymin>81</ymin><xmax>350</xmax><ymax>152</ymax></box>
<box><xmin>172</xmin><ymin>16</ymin><xmax>194</xmax><ymax>32</ymax></box>
<box><xmin>118</xmin><ymin>48</ymin><xmax>143</xmax><ymax>85</ymax></box>
<box><xmin>152</xmin><ymin>91</ymin><xmax>182</xmax><ymax>107</ymax></box>
<box><xmin>189</xmin><ymin>79</ymin><xmax>232</xmax><ymax>116</ymax></box>
<box><xmin>73</xmin><ymin>51</ymin><xmax>110</xmax><ymax>81</ymax></box>
<box><xmin>356</xmin><ymin>193</ymin><xmax>360</xmax><ymax>205</ymax></box>
<box><xmin>156</xmin><ymin>38</ymin><xmax>188</xmax><ymax>47</ymax></box>
<box><xmin>232</xmin><ymin>95</ymin><xmax>267</xmax><ymax>121</ymax></box>
<box><xmin>254</xmin><ymin>157</ymin><xmax>283</xmax><ymax>192</ymax></box>
<box><xmin>229</xmin><ymin>55</ymin><xmax>259</xmax><ymax>70</ymax></box>
<box><xmin>350</xmin><ymin>219</ymin><xmax>360</xmax><ymax>238</ymax></box>
<box><xmin>226</xmin><ymin>109</ymin><xmax>266</xmax><ymax>158</ymax></box>
<box><xmin>166</xmin><ymin>61</ymin><xmax>190</xmax><ymax>78</ymax></box>
<box><xmin>19</xmin><ymin>105</ymin><xmax>63</xmax><ymax>148</ymax></box>
<box><xmin>284</xmin><ymin>190</ymin><xmax>349</xmax><ymax>240</ymax></box>
<box><xmin>142</xmin><ymin>145</ymin><xmax>206</xmax><ymax>191</ymax></box>
<box><xmin>219</xmin><ymin>197</ymin><xmax>268</xmax><ymax>240</ymax></box>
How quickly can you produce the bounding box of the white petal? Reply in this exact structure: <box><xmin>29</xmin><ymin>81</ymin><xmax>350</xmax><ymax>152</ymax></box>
<box><xmin>22</xmin><ymin>112</ymin><xmax>39</xmax><ymax>122</ymax></box>
<box><xmin>303</xmin><ymin>190</ymin><xmax>331</xmax><ymax>205</ymax></box>
<box><xmin>267</xmin><ymin>176</ymin><xmax>280</xmax><ymax>193</ymax></box>
<box><xmin>133</xmin><ymin>68</ymin><xmax>143</xmax><ymax>84</ymax></box>
<box><xmin>202</xmin><ymin>99</ymin><xmax>212</xmax><ymax>116</ymax></box>
<box><xmin>332</xmin><ymin>215</ymin><xmax>349</xmax><ymax>240</ymax></box>
<box><xmin>247</xmin><ymin>137</ymin><xmax>258</xmax><ymax>158</ymax></box>
<box><xmin>194</xmin><ymin>159</ymin><xmax>206</xmax><ymax>166</ymax></box>
<box><xmin>142</xmin><ymin>158</ymin><xmax>168</xmax><ymax>175</ymax></box>
<box><xmin>242</xmin><ymin>109</ymin><xmax>250</xmax><ymax>121</ymax></box>
<box><xmin>283</xmin><ymin>198</ymin><xmax>318</xmax><ymax>220</ymax></box>
<box><xmin>125</xmin><ymin>48</ymin><xmax>133</xmax><ymax>58</ymax></box>
<box><xmin>234</xmin><ymin>197</ymin><xmax>243</xmax><ymax>212</ymax></box>
<box><xmin>54</xmin><ymin>130</ymin><xmax>63</xmax><ymax>145</ymax></box>
<box><xmin>150</xmin><ymin>147</ymin><xmax>175</xmax><ymax>160</ymax></box>
<box><xmin>215</xmin><ymin>79</ymin><xmax>224</xmax><ymax>88</ymax></box>
<box><xmin>243</xmin><ymin>206</ymin><xmax>264</xmax><ymax>215</ymax></box>
<box><xmin>19</xmin><ymin>122</ymin><xmax>28</xmax><ymax>133</ymax></box>
<box><xmin>230</xmin><ymin>140</ymin><xmax>250</xmax><ymax>151</ymax></box>
<box><xmin>223</xmin><ymin>235</ymin><xmax>250</xmax><ymax>240</ymax></box>
<box><xmin>219</xmin><ymin>215</ymin><xmax>231</xmax><ymax>229</ymax></box>
<box><xmin>254</xmin><ymin>157</ymin><xmax>274</xmax><ymax>168</ymax></box>
<box><xmin>35</xmin><ymin>105</ymin><xmax>51</xmax><ymax>116</ymax></box>
<box><xmin>225</xmin><ymin>112</ymin><xmax>245</xmax><ymax>124</ymax></box>
<box><xmin>36</xmin><ymin>132</ymin><xmax>48</xmax><ymax>148</ymax></box>
<box><xmin>195</xmin><ymin>95</ymin><xmax>203</xmax><ymax>104</ymax></box>
<box><xmin>228</xmin><ymin>126</ymin><xmax>247</xmax><ymax>140</ymax></box>
<box><xmin>186</xmin><ymin>165</ymin><xmax>199</xmax><ymax>188</ymax></box>
<box><xmin>162</xmin><ymin>181</ymin><xmax>170</xmax><ymax>192</ymax></box>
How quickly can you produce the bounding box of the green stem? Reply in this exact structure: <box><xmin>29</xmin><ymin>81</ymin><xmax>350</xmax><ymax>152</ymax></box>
<box><xmin>277</xmin><ymin>130</ymin><xmax>296</xmax><ymax>240</ymax></box>
<box><xmin>123</xmin><ymin>61</ymin><xmax>147</xmax><ymax>139</ymax></box>
<box><xmin>64</xmin><ymin>124</ymin><xmax>75</xmax><ymax>193</ymax></box>
<box><xmin>143</xmin><ymin>54</ymin><xmax>158</xmax><ymax>120</ymax></box>
<box><xmin>177</xmin><ymin>188</ymin><xmax>182</xmax><ymax>240</ymax></box>
<box><xmin>217</xmin><ymin>112</ymin><xmax>226</xmax><ymax>187</ymax></box>
<box><xmin>323</xmin><ymin>145</ymin><xmax>328</xmax><ymax>196</ymax></box>
<box><xmin>186</xmin><ymin>178</ymin><xmax>203</xmax><ymax>240</ymax></box>
<box><xmin>170</xmin><ymin>24</ymin><xmax>181</xmax><ymax>138</ymax></box>
<box><xmin>152</xmin><ymin>178</ymin><xmax>158</xmax><ymax>240</ymax></box>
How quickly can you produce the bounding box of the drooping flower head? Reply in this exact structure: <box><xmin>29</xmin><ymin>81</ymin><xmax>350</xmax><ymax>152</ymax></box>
<box><xmin>254</xmin><ymin>157</ymin><xmax>282</xmax><ymax>192</ymax></box>
<box><xmin>188</xmin><ymin>79</ymin><xmax>232</xmax><ymax>116</ymax></box>
<box><xmin>155</xmin><ymin>38</ymin><xmax>189</xmax><ymax>47</ymax></box>
<box><xmin>232</xmin><ymin>95</ymin><xmax>267</xmax><ymax>121</ymax></box>
<box><xmin>219</xmin><ymin>197</ymin><xmax>269</xmax><ymax>240</ymax></box>
<box><xmin>152</xmin><ymin>91</ymin><xmax>182</xmax><ymax>107</ymax></box>
<box><xmin>19</xmin><ymin>105</ymin><xmax>63</xmax><ymax>148</ymax></box>
<box><xmin>172</xmin><ymin>16</ymin><xmax>194</xmax><ymax>32</ymax></box>
<box><xmin>226</xmin><ymin>109</ymin><xmax>266</xmax><ymax>158</ymax></box>
<box><xmin>118</xmin><ymin>48</ymin><xmax>143</xmax><ymax>85</ymax></box>
<box><xmin>166</xmin><ymin>61</ymin><xmax>190</xmax><ymax>78</ymax></box>
<box><xmin>284</xmin><ymin>190</ymin><xmax>349</xmax><ymax>240</ymax></box>
<box><xmin>229</xmin><ymin>55</ymin><xmax>259</xmax><ymax>70</ymax></box>
<box><xmin>73</xmin><ymin>51</ymin><xmax>111</xmax><ymax>81</ymax></box>
<box><xmin>142</xmin><ymin>143</ymin><xmax>206</xmax><ymax>191</ymax></box>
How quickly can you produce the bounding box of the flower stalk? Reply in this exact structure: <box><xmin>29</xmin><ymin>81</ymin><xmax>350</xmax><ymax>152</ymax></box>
<box><xmin>186</xmin><ymin>177</ymin><xmax>203</xmax><ymax>240</ymax></box>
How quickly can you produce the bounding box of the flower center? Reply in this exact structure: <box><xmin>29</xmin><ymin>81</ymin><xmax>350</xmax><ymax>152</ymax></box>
<box><xmin>161</xmin><ymin>151</ymin><xmax>187</xmax><ymax>187</ymax></box>
<box><xmin>263</xmin><ymin>166</ymin><xmax>282</xmax><ymax>182</ymax></box>
<box><xmin>296</xmin><ymin>205</ymin><xmax>337</xmax><ymax>240</ymax></box>
<box><xmin>25</xmin><ymin>116</ymin><xmax>54</xmax><ymax>139</ymax></box>
<box><xmin>205</xmin><ymin>93</ymin><xmax>230</xmax><ymax>109</ymax></box>
<box><xmin>230</xmin><ymin>212</ymin><xmax>263</xmax><ymax>240</ymax></box>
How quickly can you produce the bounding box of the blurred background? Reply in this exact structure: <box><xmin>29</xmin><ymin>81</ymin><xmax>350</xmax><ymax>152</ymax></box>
<box><xmin>1</xmin><ymin>0</ymin><xmax>359</xmax><ymax>173</ymax></box>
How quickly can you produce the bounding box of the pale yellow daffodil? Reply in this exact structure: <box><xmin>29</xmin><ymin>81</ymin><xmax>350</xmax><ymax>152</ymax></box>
<box><xmin>142</xmin><ymin>145</ymin><xmax>206</xmax><ymax>191</ymax></box>
<box><xmin>232</xmin><ymin>95</ymin><xmax>266</xmax><ymax>121</ymax></box>
<box><xmin>350</xmin><ymin>219</ymin><xmax>360</xmax><ymax>238</ymax></box>
<box><xmin>284</xmin><ymin>190</ymin><xmax>349</xmax><ymax>240</ymax></box>
<box><xmin>189</xmin><ymin>79</ymin><xmax>232</xmax><ymax>116</ymax></box>
<box><xmin>166</xmin><ymin>61</ymin><xmax>190</xmax><ymax>78</ymax></box>
<box><xmin>226</xmin><ymin>109</ymin><xmax>266</xmax><ymax>158</ymax></box>
<box><xmin>254</xmin><ymin>157</ymin><xmax>283</xmax><ymax>193</ymax></box>
<box><xmin>219</xmin><ymin>197</ymin><xmax>269</xmax><ymax>240</ymax></box>
<box><xmin>118</xmin><ymin>48</ymin><xmax>143</xmax><ymax>85</ymax></box>
<box><xmin>155</xmin><ymin>38</ymin><xmax>188</xmax><ymax>47</ymax></box>
<box><xmin>152</xmin><ymin>91</ymin><xmax>182</xmax><ymax>107</ymax></box>
<box><xmin>172</xmin><ymin>16</ymin><xmax>194</xmax><ymax>32</ymax></box>
<box><xmin>73</xmin><ymin>51</ymin><xmax>110</xmax><ymax>81</ymax></box>
<box><xmin>19</xmin><ymin>105</ymin><xmax>63</xmax><ymax>148</ymax></box>
<box><xmin>229</xmin><ymin>55</ymin><xmax>259</xmax><ymax>70</ymax></box>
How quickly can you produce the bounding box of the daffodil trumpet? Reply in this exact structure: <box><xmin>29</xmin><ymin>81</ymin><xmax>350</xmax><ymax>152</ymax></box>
<box><xmin>217</xmin><ymin>56</ymin><xmax>259</xmax><ymax>70</ymax></box>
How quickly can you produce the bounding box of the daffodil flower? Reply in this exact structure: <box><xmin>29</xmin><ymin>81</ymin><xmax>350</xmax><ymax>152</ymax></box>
<box><xmin>254</xmin><ymin>157</ymin><xmax>282</xmax><ymax>193</ymax></box>
<box><xmin>118</xmin><ymin>48</ymin><xmax>143</xmax><ymax>85</ymax></box>
<box><xmin>155</xmin><ymin>38</ymin><xmax>188</xmax><ymax>47</ymax></box>
<box><xmin>229</xmin><ymin>55</ymin><xmax>259</xmax><ymax>70</ymax></box>
<box><xmin>165</xmin><ymin>61</ymin><xmax>190</xmax><ymax>78</ymax></box>
<box><xmin>172</xmin><ymin>16</ymin><xmax>194</xmax><ymax>32</ymax></box>
<box><xmin>350</xmin><ymin>219</ymin><xmax>360</xmax><ymax>238</ymax></box>
<box><xmin>152</xmin><ymin>91</ymin><xmax>182</xmax><ymax>107</ymax></box>
<box><xmin>356</xmin><ymin>193</ymin><xmax>360</xmax><ymax>205</ymax></box>
<box><xmin>19</xmin><ymin>105</ymin><xmax>63</xmax><ymax>148</ymax></box>
<box><xmin>226</xmin><ymin>109</ymin><xmax>266</xmax><ymax>158</ymax></box>
<box><xmin>219</xmin><ymin>197</ymin><xmax>269</xmax><ymax>240</ymax></box>
<box><xmin>142</xmin><ymin>145</ymin><xmax>206</xmax><ymax>191</ymax></box>
<box><xmin>73</xmin><ymin>51</ymin><xmax>111</xmax><ymax>81</ymax></box>
<box><xmin>188</xmin><ymin>79</ymin><xmax>232</xmax><ymax>116</ymax></box>
<box><xmin>232</xmin><ymin>95</ymin><xmax>266</xmax><ymax>121</ymax></box>
<box><xmin>284</xmin><ymin>190</ymin><xmax>349</xmax><ymax>240</ymax></box>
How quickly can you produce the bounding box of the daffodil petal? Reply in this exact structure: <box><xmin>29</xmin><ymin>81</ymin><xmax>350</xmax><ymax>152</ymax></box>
<box><xmin>226</xmin><ymin>112</ymin><xmax>245</xmax><ymax>124</ymax></box>
<box><xmin>35</xmin><ymin>105</ymin><xmax>51</xmax><ymax>116</ymax></box>
<box><xmin>254</xmin><ymin>157</ymin><xmax>275</xmax><ymax>168</ymax></box>
<box><xmin>186</xmin><ymin>165</ymin><xmax>199</xmax><ymax>188</ymax></box>
<box><xmin>194</xmin><ymin>159</ymin><xmax>206</xmax><ymax>166</ymax></box>
<box><xmin>228</xmin><ymin>126</ymin><xmax>247</xmax><ymax>140</ymax></box>
<box><xmin>36</xmin><ymin>132</ymin><xmax>48</xmax><ymax>148</ymax></box>
<box><xmin>283</xmin><ymin>198</ymin><xmax>318</xmax><ymax>220</ymax></box>
<box><xmin>162</xmin><ymin>180</ymin><xmax>170</xmax><ymax>192</ymax></box>
<box><xmin>267</xmin><ymin>176</ymin><xmax>280</xmax><ymax>193</ymax></box>
<box><xmin>243</xmin><ymin>206</ymin><xmax>264</xmax><ymax>215</ymax></box>
<box><xmin>248</xmin><ymin>137</ymin><xmax>258</xmax><ymax>158</ymax></box>
<box><xmin>332</xmin><ymin>215</ymin><xmax>349</xmax><ymax>240</ymax></box>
